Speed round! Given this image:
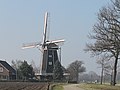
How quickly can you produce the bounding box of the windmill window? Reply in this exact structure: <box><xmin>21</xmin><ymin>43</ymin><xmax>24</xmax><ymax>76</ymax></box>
<box><xmin>49</xmin><ymin>62</ymin><xmax>52</xmax><ymax>65</ymax></box>
<box><xmin>49</xmin><ymin>55</ymin><xmax>52</xmax><ymax>57</ymax></box>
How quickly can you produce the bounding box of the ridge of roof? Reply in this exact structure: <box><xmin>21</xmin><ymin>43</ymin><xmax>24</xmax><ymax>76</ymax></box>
<box><xmin>0</xmin><ymin>60</ymin><xmax>16</xmax><ymax>74</ymax></box>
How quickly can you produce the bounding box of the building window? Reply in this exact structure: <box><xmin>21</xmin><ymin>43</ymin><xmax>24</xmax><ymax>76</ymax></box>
<box><xmin>0</xmin><ymin>75</ymin><xmax>2</xmax><ymax>79</ymax></box>
<box><xmin>3</xmin><ymin>76</ymin><xmax>7</xmax><ymax>79</ymax></box>
<box><xmin>0</xmin><ymin>67</ymin><xmax>3</xmax><ymax>72</ymax></box>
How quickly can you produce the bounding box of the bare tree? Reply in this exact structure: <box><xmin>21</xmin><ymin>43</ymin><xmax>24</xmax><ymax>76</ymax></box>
<box><xmin>31</xmin><ymin>60</ymin><xmax>40</xmax><ymax>74</ymax></box>
<box><xmin>97</xmin><ymin>55</ymin><xmax>115</xmax><ymax>85</ymax></box>
<box><xmin>85</xmin><ymin>0</ymin><xmax>120</xmax><ymax>86</ymax></box>
<box><xmin>79</xmin><ymin>71</ymin><xmax>100</xmax><ymax>83</ymax></box>
<box><xmin>104</xmin><ymin>60</ymin><xmax>114</xmax><ymax>85</ymax></box>
<box><xmin>96</xmin><ymin>54</ymin><xmax>110</xmax><ymax>84</ymax></box>
<box><xmin>11</xmin><ymin>60</ymin><xmax>23</xmax><ymax>69</ymax></box>
<box><xmin>11</xmin><ymin>60</ymin><xmax>23</xmax><ymax>80</ymax></box>
<box><xmin>67</xmin><ymin>60</ymin><xmax>86</xmax><ymax>82</ymax></box>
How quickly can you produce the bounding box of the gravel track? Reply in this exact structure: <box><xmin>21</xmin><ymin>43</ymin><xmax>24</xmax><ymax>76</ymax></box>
<box><xmin>63</xmin><ymin>84</ymin><xmax>85</xmax><ymax>90</ymax></box>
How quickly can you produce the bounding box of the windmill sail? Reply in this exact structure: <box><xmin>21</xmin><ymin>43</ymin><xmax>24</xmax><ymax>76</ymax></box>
<box><xmin>22</xmin><ymin>42</ymin><xmax>42</xmax><ymax>49</ymax></box>
<box><xmin>42</xmin><ymin>12</ymin><xmax>48</xmax><ymax>46</ymax></box>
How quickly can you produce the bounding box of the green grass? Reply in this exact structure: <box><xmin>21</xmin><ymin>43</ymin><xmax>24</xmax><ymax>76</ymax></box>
<box><xmin>78</xmin><ymin>83</ymin><xmax>120</xmax><ymax>90</ymax></box>
<box><xmin>52</xmin><ymin>84</ymin><xmax>64</xmax><ymax>90</ymax></box>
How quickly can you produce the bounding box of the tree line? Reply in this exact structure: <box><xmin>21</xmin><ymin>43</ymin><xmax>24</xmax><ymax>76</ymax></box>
<box><xmin>79</xmin><ymin>71</ymin><xmax>120</xmax><ymax>84</ymax></box>
<box><xmin>11</xmin><ymin>60</ymin><xmax>86</xmax><ymax>82</ymax></box>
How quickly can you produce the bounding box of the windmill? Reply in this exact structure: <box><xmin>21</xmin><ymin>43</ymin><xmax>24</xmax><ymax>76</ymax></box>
<box><xmin>22</xmin><ymin>12</ymin><xmax>65</xmax><ymax>80</ymax></box>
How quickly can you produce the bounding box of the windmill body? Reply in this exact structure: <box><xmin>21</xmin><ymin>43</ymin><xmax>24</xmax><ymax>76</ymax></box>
<box><xmin>22</xmin><ymin>12</ymin><xmax>64</xmax><ymax>80</ymax></box>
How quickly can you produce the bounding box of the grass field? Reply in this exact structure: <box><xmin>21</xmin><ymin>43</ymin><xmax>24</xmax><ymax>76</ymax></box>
<box><xmin>52</xmin><ymin>84</ymin><xmax>64</xmax><ymax>90</ymax></box>
<box><xmin>78</xmin><ymin>83</ymin><xmax>120</xmax><ymax>90</ymax></box>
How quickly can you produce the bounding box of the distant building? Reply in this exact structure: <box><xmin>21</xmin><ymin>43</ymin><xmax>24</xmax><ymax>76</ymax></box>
<box><xmin>0</xmin><ymin>60</ymin><xmax>16</xmax><ymax>80</ymax></box>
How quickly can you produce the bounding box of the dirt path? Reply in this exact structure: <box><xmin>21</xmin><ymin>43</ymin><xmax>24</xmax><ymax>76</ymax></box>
<box><xmin>63</xmin><ymin>84</ymin><xmax>85</xmax><ymax>90</ymax></box>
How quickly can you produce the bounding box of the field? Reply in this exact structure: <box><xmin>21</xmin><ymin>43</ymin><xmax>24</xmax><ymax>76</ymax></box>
<box><xmin>79</xmin><ymin>83</ymin><xmax>120</xmax><ymax>90</ymax></box>
<box><xmin>0</xmin><ymin>82</ymin><xmax>49</xmax><ymax>90</ymax></box>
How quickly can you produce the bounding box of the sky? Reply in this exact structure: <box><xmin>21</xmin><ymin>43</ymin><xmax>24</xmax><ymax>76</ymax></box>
<box><xmin>0</xmin><ymin>0</ymin><xmax>110</xmax><ymax>74</ymax></box>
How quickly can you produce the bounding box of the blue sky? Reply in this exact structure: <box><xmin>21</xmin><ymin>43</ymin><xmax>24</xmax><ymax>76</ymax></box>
<box><xmin>0</xmin><ymin>0</ymin><xmax>110</xmax><ymax>74</ymax></box>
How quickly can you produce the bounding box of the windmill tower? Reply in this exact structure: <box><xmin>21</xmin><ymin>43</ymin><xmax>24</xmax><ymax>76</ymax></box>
<box><xmin>22</xmin><ymin>12</ymin><xmax>64</xmax><ymax>80</ymax></box>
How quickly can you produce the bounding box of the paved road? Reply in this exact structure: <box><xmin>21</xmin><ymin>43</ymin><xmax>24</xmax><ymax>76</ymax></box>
<box><xmin>63</xmin><ymin>84</ymin><xmax>84</xmax><ymax>90</ymax></box>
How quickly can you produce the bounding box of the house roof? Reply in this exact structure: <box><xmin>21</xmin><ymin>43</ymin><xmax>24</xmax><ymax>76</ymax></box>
<box><xmin>0</xmin><ymin>60</ymin><xmax>16</xmax><ymax>75</ymax></box>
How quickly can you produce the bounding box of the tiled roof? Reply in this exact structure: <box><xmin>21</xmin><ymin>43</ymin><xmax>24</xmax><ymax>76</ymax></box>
<box><xmin>0</xmin><ymin>60</ymin><xmax>16</xmax><ymax>75</ymax></box>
